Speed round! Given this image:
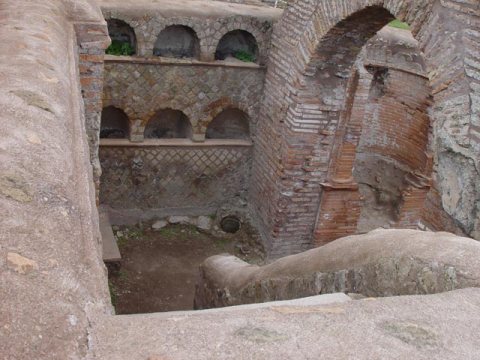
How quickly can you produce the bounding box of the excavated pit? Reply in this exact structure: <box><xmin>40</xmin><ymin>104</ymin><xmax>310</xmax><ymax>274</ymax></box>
<box><xmin>107</xmin><ymin>222</ymin><xmax>264</xmax><ymax>314</ymax></box>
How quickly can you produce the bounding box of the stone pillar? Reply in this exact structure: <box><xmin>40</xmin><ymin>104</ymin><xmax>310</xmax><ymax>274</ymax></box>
<box><xmin>74</xmin><ymin>22</ymin><xmax>110</xmax><ymax>200</ymax></box>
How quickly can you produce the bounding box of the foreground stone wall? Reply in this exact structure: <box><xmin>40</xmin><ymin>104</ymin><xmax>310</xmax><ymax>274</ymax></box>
<box><xmin>0</xmin><ymin>0</ymin><xmax>111</xmax><ymax>358</ymax></box>
<box><xmin>195</xmin><ymin>230</ymin><xmax>480</xmax><ymax>309</ymax></box>
<box><xmin>250</xmin><ymin>0</ymin><xmax>480</xmax><ymax>257</ymax></box>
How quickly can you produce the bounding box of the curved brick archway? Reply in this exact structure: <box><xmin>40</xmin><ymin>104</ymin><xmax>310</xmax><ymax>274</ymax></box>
<box><xmin>251</xmin><ymin>0</ymin><xmax>480</xmax><ymax>257</ymax></box>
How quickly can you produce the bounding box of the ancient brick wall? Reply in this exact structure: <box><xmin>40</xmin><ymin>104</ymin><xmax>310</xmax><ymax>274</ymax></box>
<box><xmin>100</xmin><ymin>142</ymin><xmax>252</xmax><ymax>212</ymax></box>
<box><xmin>95</xmin><ymin>3</ymin><xmax>279</xmax><ymax>216</ymax></box>
<box><xmin>353</xmin><ymin>30</ymin><xmax>433</xmax><ymax>234</ymax></box>
<box><xmin>100</xmin><ymin>59</ymin><xmax>262</xmax><ymax>214</ymax></box>
<box><xmin>101</xmin><ymin>6</ymin><xmax>277</xmax><ymax>64</ymax></box>
<box><xmin>76</xmin><ymin>22</ymin><xmax>110</xmax><ymax>196</ymax></box>
<box><xmin>103</xmin><ymin>60</ymin><xmax>265</xmax><ymax>141</ymax></box>
<box><xmin>250</xmin><ymin>0</ymin><xmax>480</xmax><ymax>257</ymax></box>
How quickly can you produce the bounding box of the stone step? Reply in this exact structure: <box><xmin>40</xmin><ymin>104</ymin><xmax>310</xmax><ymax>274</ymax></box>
<box><xmin>99</xmin><ymin>210</ymin><xmax>122</xmax><ymax>262</ymax></box>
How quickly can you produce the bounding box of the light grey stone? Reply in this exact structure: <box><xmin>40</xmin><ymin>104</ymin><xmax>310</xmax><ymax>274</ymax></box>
<box><xmin>168</xmin><ymin>216</ymin><xmax>190</xmax><ymax>224</ymax></box>
<box><xmin>196</xmin><ymin>216</ymin><xmax>212</xmax><ymax>230</ymax></box>
<box><xmin>152</xmin><ymin>220</ymin><xmax>168</xmax><ymax>230</ymax></box>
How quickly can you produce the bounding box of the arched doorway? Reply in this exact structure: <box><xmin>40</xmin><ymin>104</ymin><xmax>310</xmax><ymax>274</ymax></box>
<box><xmin>250</xmin><ymin>1</ymin><xmax>478</xmax><ymax>257</ymax></box>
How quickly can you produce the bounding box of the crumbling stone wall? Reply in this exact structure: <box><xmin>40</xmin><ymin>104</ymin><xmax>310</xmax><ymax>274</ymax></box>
<box><xmin>250</xmin><ymin>0</ymin><xmax>480</xmax><ymax>257</ymax></box>
<box><xmin>352</xmin><ymin>29</ymin><xmax>433</xmax><ymax>233</ymax></box>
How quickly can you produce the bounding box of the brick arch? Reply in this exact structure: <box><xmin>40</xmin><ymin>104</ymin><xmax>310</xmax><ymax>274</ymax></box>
<box><xmin>153</xmin><ymin>22</ymin><xmax>202</xmax><ymax>59</ymax></box>
<box><xmin>100</xmin><ymin>105</ymin><xmax>131</xmax><ymax>139</ymax></box>
<box><xmin>210</xmin><ymin>17</ymin><xmax>271</xmax><ymax>64</ymax></box>
<box><xmin>251</xmin><ymin>0</ymin><xmax>479</xmax><ymax>257</ymax></box>
<box><xmin>101</xmin><ymin>99</ymin><xmax>137</xmax><ymax>129</ymax></box>
<box><xmin>103</xmin><ymin>15</ymin><xmax>140</xmax><ymax>55</ymax></box>
<box><xmin>140</xmin><ymin>105</ymin><xmax>196</xmax><ymax>130</ymax></box>
<box><xmin>146</xmin><ymin>18</ymin><xmax>208</xmax><ymax>59</ymax></box>
<box><xmin>143</xmin><ymin>108</ymin><xmax>193</xmax><ymax>139</ymax></box>
<box><xmin>199</xmin><ymin>97</ymin><xmax>252</xmax><ymax>135</ymax></box>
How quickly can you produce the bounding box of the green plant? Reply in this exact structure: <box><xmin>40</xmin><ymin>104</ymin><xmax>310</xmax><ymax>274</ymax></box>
<box><xmin>234</xmin><ymin>50</ymin><xmax>255</xmax><ymax>63</ymax></box>
<box><xmin>158</xmin><ymin>226</ymin><xmax>179</xmax><ymax>238</ymax></box>
<box><xmin>108</xmin><ymin>280</ymin><xmax>118</xmax><ymax>308</ymax></box>
<box><xmin>388</xmin><ymin>19</ymin><xmax>410</xmax><ymax>30</ymax></box>
<box><xmin>214</xmin><ymin>238</ymin><xmax>229</xmax><ymax>249</ymax></box>
<box><xmin>116</xmin><ymin>234</ymin><xmax>128</xmax><ymax>249</ymax></box>
<box><xmin>117</xmin><ymin>269</ymin><xmax>129</xmax><ymax>281</ymax></box>
<box><xmin>106</xmin><ymin>40</ymin><xmax>135</xmax><ymax>56</ymax></box>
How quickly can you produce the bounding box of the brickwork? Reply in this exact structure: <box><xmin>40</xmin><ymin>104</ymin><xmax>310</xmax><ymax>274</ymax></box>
<box><xmin>352</xmin><ymin>35</ymin><xmax>434</xmax><ymax>234</ymax></box>
<box><xmin>251</xmin><ymin>0</ymin><xmax>480</xmax><ymax>257</ymax></box>
<box><xmin>99</xmin><ymin>142</ymin><xmax>252</xmax><ymax>211</ymax></box>
<box><xmin>101</xmin><ymin>6</ymin><xmax>277</xmax><ymax>64</ymax></box>
<box><xmin>75</xmin><ymin>22</ymin><xmax>110</xmax><ymax>195</ymax></box>
<box><xmin>103</xmin><ymin>59</ymin><xmax>264</xmax><ymax>142</ymax></box>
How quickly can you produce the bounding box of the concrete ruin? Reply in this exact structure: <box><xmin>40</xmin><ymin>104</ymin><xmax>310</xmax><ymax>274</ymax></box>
<box><xmin>1</xmin><ymin>0</ymin><xmax>480</xmax><ymax>358</ymax></box>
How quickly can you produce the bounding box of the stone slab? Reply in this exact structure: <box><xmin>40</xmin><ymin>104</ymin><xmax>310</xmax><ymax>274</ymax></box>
<box><xmin>100</xmin><ymin>209</ymin><xmax>122</xmax><ymax>262</ymax></box>
<box><xmin>92</xmin><ymin>288</ymin><xmax>480</xmax><ymax>360</ymax></box>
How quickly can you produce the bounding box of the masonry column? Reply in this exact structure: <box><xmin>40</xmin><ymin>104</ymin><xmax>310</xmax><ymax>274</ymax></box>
<box><xmin>313</xmin><ymin>69</ymin><xmax>367</xmax><ymax>246</ymax></box>
<box><xmin>74</xmin><ymin>22</ymin><xmax>110</xmax><ymax>200</ymax></box>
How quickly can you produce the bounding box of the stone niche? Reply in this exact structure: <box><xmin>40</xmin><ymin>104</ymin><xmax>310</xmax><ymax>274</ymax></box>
<box><xmin>215</xmin><ymin>30</ymin><xmax>259</xmax><ymax>62</ymax></box>
<box><xmin>154</xmin><ymin>25</ymin><xmax>200</xmax><ymax>59</ymax></box>
<box><xmin>101</xmin><ymin>106</ymin><xmax>130</xmax><ymax>139</ymax></box>
<box><xmin>144</xmin><ymin>109</ymin><xmax>193</xmax><ymax>139</ymax></box>
<box><xmin>107</xmin><ymin>18</ymin><xmax>137</xmax><ymax>54</ymax></box>
<box><xmin>206</xmin><ymin>108</ymin><xmax>250</xmax><ymax>140</ymax></box>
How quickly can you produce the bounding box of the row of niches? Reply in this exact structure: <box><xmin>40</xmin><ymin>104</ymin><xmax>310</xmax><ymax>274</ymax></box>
<box><xmin>107</xmin><ymin>19</ymin><xmax>260</xmax><ymax>64</ymax></box>
<box><xmin>100</xmin><ymin>106</ymin><xmax>251</xmax><ymax>142</ymax></box>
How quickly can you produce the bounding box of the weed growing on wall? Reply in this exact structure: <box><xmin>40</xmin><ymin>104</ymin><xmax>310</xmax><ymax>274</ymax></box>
<box><xmin>388</xmin><ymin>19</ymin><xmax>410</xmax><ymax>30</ymax></box>
<box><xmin>106</xmin><ymin>40</ymin><xmax>135</xmax><ymax>56</ymax></box>
<box><xmin>234</xmin><ymin>50</ymin><xmax>255</xmax><ymax>62</ymax></box>
<box><xmin>108</xmin><ymin>281</ymin><xmax>118</xmax><ymax>307</ymax></box>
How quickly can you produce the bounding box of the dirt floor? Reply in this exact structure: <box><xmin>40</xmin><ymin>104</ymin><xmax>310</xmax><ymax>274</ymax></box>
<box><xmin>108</xmin><ymin>222</ymin><xmax>264</xmax><ymax>314</ymax></box>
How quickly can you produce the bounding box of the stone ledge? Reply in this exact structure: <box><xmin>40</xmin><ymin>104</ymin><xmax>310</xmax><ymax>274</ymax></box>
<box><xmin>91</xmin><ymin>288</ymin><xmax>480</xmax><ymax>360</ymax></box>
<box><xmin>104</xmin><ymin>54</ymin><xmax>265</xmax><ymax>69</ymax></box>
<box><xmin>99</xmin><ymin>138</ymin><xmax>254</xmax><ymax>147</ymax></box>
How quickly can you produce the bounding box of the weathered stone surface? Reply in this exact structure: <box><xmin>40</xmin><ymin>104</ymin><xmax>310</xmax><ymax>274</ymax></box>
<box><xmin>195</xmin><ymin>230</ymin><xmax>480</xmax><ymax>308</ymax></box>
<box><xmin>250</xmin><ymin>0</ymin><xmax>480</xmax><ymax>257</ymax></box>
<box><xmin>0</xmin><ymin>1</ymin><xmax>110</xmax><ymax>359</ymax></box>
<box><xmin>2</xmin><ymin>1</ymin><xmax>480</xmax><ymax>359</ymax></box>
<box><xmin>100</xmin><ymin>144</ymin><xmax>252</xmax><ymax>212</ymax></box>
<box><xmin>152</xmin><ymin>220</ymin><xmax>168</xmax><ymax>230</ymax></box>
<box><xmin>168</xmin><ymin>215</ymin><xmax>191</xmax><ymax>224</ymax></box>
<box><xmin>196</xmin><ymin>215</ymin><xmax>213</xmax><ymax>230</ymax></box>
<box><xmin>100</xmin><ymin>1</ymin><xmax>280</xmax><ymax>63</ymax></box>
<box><xmin>92</xmin><ymin>288</ymin><xmax>480</xmax><ymax>360</ymax></box>
<box><xmin>7</xmin><ymin>253</ymin><xmax>38</xmax><ymax>275</ymax></box>
<box><xmin>0</xmin><ymin>175</ymin><xmax>33</xmax><ymax>203</ymax></box>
